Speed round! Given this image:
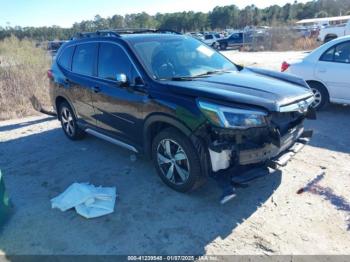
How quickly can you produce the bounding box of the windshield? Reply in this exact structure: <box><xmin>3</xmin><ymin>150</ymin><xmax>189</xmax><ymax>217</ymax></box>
<box><xmin>130</xmin><ymin>36</ymin><xmax>237</xmax><ymax>80</ymax></box>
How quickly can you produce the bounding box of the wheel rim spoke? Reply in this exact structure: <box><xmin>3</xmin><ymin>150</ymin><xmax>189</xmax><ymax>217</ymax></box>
<box><xmin>174</xmin><ymin>163</ymin><xmax>188</xmax><ymax>182</ymax></box>
<box><xmin>165</xmin><ymin>140</ymin><xmax>172</xmax><ymax>157</ymax></box>
<box><xmin>174</xmin><ymin>151</ymin><xmax>186</xmax><ymax>161</ymax></box>
<box><xmin>158</xmin><ymin>153</ymin><xmax>171</xmax><ymax>164</ymax></box>
<box><xmin>166</xmin><ymin>164</ymin><xmax>175</xmax><ymax>181</ymax></box>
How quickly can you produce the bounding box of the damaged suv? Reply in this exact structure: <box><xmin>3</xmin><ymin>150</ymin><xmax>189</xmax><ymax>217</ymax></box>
<box><xmin>49</xmin><ymin>29</ymin><xmax>315</xmax><ymax>193</ymax></box>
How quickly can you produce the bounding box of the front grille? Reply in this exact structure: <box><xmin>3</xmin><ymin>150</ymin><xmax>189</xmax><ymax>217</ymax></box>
<box><xmin>270</xmin><ymin>112</ymin><xmax>304</xmax><ymax>136</ymax></box>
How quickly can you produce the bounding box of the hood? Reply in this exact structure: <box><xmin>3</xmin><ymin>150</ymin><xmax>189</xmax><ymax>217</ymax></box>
<box><xmin>165</xmin><ymin>68</ymin><xmax>313</xmax><ymax>112</ymax></box>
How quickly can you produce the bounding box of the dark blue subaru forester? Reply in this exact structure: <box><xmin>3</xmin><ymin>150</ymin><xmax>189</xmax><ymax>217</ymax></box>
<box><xmin>49</xmin><ymin>29</ymin><xmax>315</xmax><ymax>202</ymax></box>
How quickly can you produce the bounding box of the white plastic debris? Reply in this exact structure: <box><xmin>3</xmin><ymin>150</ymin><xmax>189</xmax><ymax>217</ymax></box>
<box><xmin>51</xmin><ymin>183</ymin><xmax>117</xmax><ymax>219</ymax></box>
<box><xmin>209</xmin><ymin>148</ymin><xmax>231</xmax><ymax>172</ymax></box>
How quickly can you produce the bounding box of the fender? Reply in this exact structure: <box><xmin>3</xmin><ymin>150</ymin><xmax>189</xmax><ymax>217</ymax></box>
<box><xmin>143</xmin><ymin>113</ymin><xmax>193</xmax><ymax>155</ymax></box>
<box><xmin>54</xmin><ymin>93</ymin><xmax>77</xmax><ymax>120</ymax></box>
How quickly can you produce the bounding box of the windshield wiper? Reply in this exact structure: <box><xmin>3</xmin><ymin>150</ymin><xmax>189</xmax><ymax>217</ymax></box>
<box><xmin>162</xmin><ymin>70</ymin><xmax>230</xmax><ymax>81</ymax></box>
<box><xmin>192</xmin><ymin>70</ymin><xmax>230</xmax><ymax>78</ymax></box>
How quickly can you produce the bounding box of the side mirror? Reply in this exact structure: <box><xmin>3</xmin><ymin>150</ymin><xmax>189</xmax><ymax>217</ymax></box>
<box><xmin>116</xmin><ymin>73</ymin><xmax>128</xmax><ymax>86</ymax></box>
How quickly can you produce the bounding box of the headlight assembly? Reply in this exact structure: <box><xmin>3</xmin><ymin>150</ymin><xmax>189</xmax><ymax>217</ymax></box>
<box><xmin>198</xmin><ymin>101</ymin><xmax>267</xmax><ymax>129</ymax></box>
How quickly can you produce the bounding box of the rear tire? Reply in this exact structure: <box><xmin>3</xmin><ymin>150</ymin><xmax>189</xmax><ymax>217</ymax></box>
<box><xmin>58</xmin><ymin>101</ymin><xmax>85</xmax><ymax>140</ymax></box>
<box><xmin>307</xmin><ymin>82</ymin><xmax>329</xmax><ymax>110</ymax></box>
<box><xmin>151</xmin><ymin>128</ymin><xmax>204</xmax><ymax>192</ymax></box>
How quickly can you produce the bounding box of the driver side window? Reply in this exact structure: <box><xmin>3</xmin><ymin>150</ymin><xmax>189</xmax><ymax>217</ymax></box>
<box><xmin>98</xmin><ymin>43</ymin><xmax>134</xmax><ymax>81</ymax></box>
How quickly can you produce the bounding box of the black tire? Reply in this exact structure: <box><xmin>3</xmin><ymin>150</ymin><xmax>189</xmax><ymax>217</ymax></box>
<box><xmin>58</xmin><ymin>101</ymin><xmax>85</xmax><ymax>140</ymax></box>
<box><xmin>307</xmin><ymin>82</ymin><xmax>329</xmax><ymax>111</ymax></box>
<box><xmin>151</xmin><ymin>127</ymin><xmax>204</xmax><ymax>192</ymax></box>
<box><xmin>212</xmin><ymin>42</ymin><xmax>219</xmax><ymax>50</ymax></box>
<box><xmin>220</xmin><ymin>43</ymin><xmax>227</xmax><ymax>50</ymax></box>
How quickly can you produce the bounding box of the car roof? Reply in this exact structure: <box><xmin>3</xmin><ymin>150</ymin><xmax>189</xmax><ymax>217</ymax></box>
<box><xmin>67</xmin><ymin>33</ymin><xmax>186</xmax><ymax>46</ymax></box>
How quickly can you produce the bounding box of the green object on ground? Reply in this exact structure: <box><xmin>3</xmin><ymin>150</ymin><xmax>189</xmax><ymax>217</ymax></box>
<box><xmin>0</xmin><ymin>170</ymin><xmax>10</xmax><ymax>227</ymax></box>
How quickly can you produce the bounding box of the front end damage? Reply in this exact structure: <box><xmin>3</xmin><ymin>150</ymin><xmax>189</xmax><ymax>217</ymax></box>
<box><xmin>197</xmin><ymin>105</ymin><xmax>316</xmax><ymax>175</ymax></box>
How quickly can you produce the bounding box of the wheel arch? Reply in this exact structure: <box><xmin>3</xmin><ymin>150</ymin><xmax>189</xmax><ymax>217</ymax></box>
<box><xmin>306</xmin><ymin>80</ymin><xmax>330</xmax><ymax>101</ymax></box>
<box><xmin>324</xmin><ymin>34</ymin><xmax>338</xmax><ymax>42</ymax></box>
<box><xmin>55</xmin><ymin>95</ymin><xmax>76</xmax><ymax>120</ymax></box>
<box><xmin>143</xmin><ymin>113</ymin><xmax>193</xmax><ymax>158</ymax></box>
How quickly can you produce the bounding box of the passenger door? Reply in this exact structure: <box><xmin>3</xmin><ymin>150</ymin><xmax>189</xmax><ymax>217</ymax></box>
<box><xmin>66</xmin><ymin>43</ymin><xmax>98</xmax><ymax>125</ymax></box>
<box><xmin>92</xmin><ymin>42</ymin><xmax>147</xmax><ymax>145</ymax></box>
<box><xmin>315</xmin><ymin>41</ymin><xmax>350</xmax><ymax>101</ymax></box>
<box><xmin>227</xmin><ymin>33</ymin><xmax>243</xmax><ymax>48</ymax></box>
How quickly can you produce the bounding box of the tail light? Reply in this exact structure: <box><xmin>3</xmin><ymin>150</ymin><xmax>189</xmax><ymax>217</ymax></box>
<box><xmin>47</xmin><ymin>69</ymin><xmax>53</xmax><ymax>79</ymax></box>
<box><xmin>281</xmin><ymin>61</ymin><xmax>290</xmax><ymax>72</ymax></box>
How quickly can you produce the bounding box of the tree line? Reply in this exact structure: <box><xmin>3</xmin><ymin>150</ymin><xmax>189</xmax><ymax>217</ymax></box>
<box><xmin>1</xmin><ymin>0</ymin><xmax>350</xmax><ymax>41</ymax></box>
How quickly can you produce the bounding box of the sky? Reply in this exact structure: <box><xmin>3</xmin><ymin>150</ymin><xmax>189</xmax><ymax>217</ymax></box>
<box><xmin>0</xmin><ymin>0</ymin><xmax>311</xmax><ymax>28</ymax></box>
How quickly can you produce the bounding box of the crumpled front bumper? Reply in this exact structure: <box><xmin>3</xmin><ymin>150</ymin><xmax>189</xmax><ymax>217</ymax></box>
<box><xmin>239</xmin><ymin>124</ymin><xmax>312</xmax><ymax>167</ymax></box>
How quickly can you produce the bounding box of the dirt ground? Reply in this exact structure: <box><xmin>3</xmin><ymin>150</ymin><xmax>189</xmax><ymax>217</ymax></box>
<box><xmin>0</xmin><ymin>51</ymin><xmax>350</xmax><ymax>255</ymax></box>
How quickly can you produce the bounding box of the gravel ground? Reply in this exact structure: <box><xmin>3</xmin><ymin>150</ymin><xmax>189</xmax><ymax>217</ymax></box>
<box><xmin>0</xmin><ymin>51</ymin><xmax>350</xmax><ymax>255</ymax></box>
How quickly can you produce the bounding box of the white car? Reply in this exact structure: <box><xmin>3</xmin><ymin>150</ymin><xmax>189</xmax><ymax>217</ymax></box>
<box><xmin>203</xmin><ymin>33</ymin><xmax>221</xmax><ymax>49</ymax></box>
<box><xmin>282</xmin><ymin>36</ymin><xmax>350</xmax><ymax>110</ymax></box>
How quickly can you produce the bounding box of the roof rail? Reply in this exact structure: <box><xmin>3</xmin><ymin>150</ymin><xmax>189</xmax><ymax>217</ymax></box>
<box><xmin>71</xmin><ymin>28</ymin><xmax>181</xmax><ymax>40</ymax></box>
<box><xmin>71</xmin><ymin>31</ymin><xmax>120</xmax><ymax>40</ymax></box>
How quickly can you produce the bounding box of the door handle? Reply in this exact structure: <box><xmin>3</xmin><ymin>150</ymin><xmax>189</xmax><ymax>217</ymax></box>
<box><xmin>92</xmin><ymin>86</ymin><xmax>101</xmax><ymax>93</ymax></box>
<box><xmin>318</xmin><ymin>68</ymin><xmax>327</xmax><ymax>73</ymax></box>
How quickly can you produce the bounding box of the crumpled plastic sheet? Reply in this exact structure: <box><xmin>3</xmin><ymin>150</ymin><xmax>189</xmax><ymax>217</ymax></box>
<box><xmin>51</xmin><ymin>183</ymin><xmax>117</xmax><ymax>219</ymax></box>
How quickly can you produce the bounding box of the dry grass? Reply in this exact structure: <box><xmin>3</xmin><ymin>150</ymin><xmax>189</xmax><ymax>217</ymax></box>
<box><xmin>245</xmin><ymin>27</ymin><xmax>321</xmax><ymax>52</ymax></box>
<box><xmin>0</xmin><ymin>36</ymin><xmax>51</xmax><ymax>120</ymax></box>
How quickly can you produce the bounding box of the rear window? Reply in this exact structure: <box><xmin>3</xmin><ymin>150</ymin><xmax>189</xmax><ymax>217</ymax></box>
<box><xmin>72</xmin><ymin>43</ymin><xmax>97</xmax><ymax>76</ymax></box>
<box><xmin>58</xmin><ymin>45</ymin><xmax>75</xmax><ymax>70</ymax></box>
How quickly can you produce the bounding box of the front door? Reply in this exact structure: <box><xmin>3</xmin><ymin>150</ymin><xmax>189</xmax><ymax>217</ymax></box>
<box><xmin>92</xmin><ymin>42</ymin><xmax>148</xmax><ymax>146</ymax></box>
<box><xmin>315</xmin><ymin>41</ymin><xmax>350</xmax><ymax>102</ymax></box>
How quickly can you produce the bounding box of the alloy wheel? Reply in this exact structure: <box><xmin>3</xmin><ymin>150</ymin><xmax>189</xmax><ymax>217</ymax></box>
<box><xmin>311</xmin><ymin>88</ymin><xmax>322</xmax><ymax>109</ymax></box>
<box><xmin>156</xmin><ymin>139</ymin><xmax>190</xmax><ymax>185</ymax></box>
<box><xmin>61</xmin><ymin>107</ymin><xmax>75</xmax><ymax>137</ymax></box>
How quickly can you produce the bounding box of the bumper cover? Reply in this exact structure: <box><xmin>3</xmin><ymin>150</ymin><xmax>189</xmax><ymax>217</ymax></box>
<box><xmin>239</xmin><ymin>124</ymin><xmax>312</xmax><ymax>166</ymax></box>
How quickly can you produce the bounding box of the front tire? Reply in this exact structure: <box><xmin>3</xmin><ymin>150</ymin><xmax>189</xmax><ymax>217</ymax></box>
<box><xmin>220</xmin><ymin>43</ymin><xmax>227</xmax><ymax>50</ymax></box>
<box><xmin>58</xmin><ymin>102</ymin><xmax>85</xmax><ymax>140</ymax></box>
<box><xmin>151</xmin><ymin>128</ymin><xmax>204</xmax><ymax>192</ymax></box>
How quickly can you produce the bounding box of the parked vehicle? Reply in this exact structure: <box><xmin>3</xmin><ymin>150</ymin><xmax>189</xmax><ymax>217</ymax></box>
<box><xmin>203</xmin><ymin>33</ymin><xmax>221</xmax><ymax>49</ymax></box>
<box><xmin>189</xmin><ymin>32</ymin><xmax>204</xmax><ymax>41</ymax></box>
<box><xmin>47</xmin><ymin>41</ymin><xmax>67</xmax><ymax>57</ymax></box>
<box><xmin>318</xmin><ymin>20</ymin><xmax>350</xmax><ymax>43</ymax></box>
<box><xmin>282</xmin><ymin>36</ymin><xmax>350</xmax><ymax>110</ymax></box>
<box><xmin>217</xmin><ymin>32</ymin><xmax>245</xmax><ymax>50</ymax></box>
<box><xmin>49</xmin><ymin>29</ymin><xmax>315</xmax><ymax>194</ymax></box>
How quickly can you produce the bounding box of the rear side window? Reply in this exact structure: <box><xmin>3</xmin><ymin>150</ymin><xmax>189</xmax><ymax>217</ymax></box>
<box><xmin>72</xmin><ymin>43</ymin><xmax>98</xmax><ymax>76</ymax></box>
<box><xmin>98</xmin><ymin>43</ymin><xmax>133</xmax><ymax>81</ymax></box>
<box><xmin>320</xmin><ymin>41</ymin><xmax>350</xmax><ymax>63</ymax></box>
<box><xmin>334</xmin><ymin>42</ymin><xmax>350</xmax><ymax>63</ymax></box>
<box><xmin>58</xmin><ymin>45</ymin><xmax>75</xmax><ymax>70</ymax></box>
<box><xmin>205</xmin><ymin>35</ymin><xmax>213</xmax><ymax>40</ymax></box>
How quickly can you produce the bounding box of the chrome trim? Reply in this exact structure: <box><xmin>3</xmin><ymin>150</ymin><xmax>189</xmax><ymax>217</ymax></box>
<box><xmin>85</xmin><ymin>128</ymin><xmax>138</xmax><ymax>153</ymax></box>
<box><xmin>278</xmin><ymin>96</ymin><xmax>315</xmax><ymax>113</ymax></box>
